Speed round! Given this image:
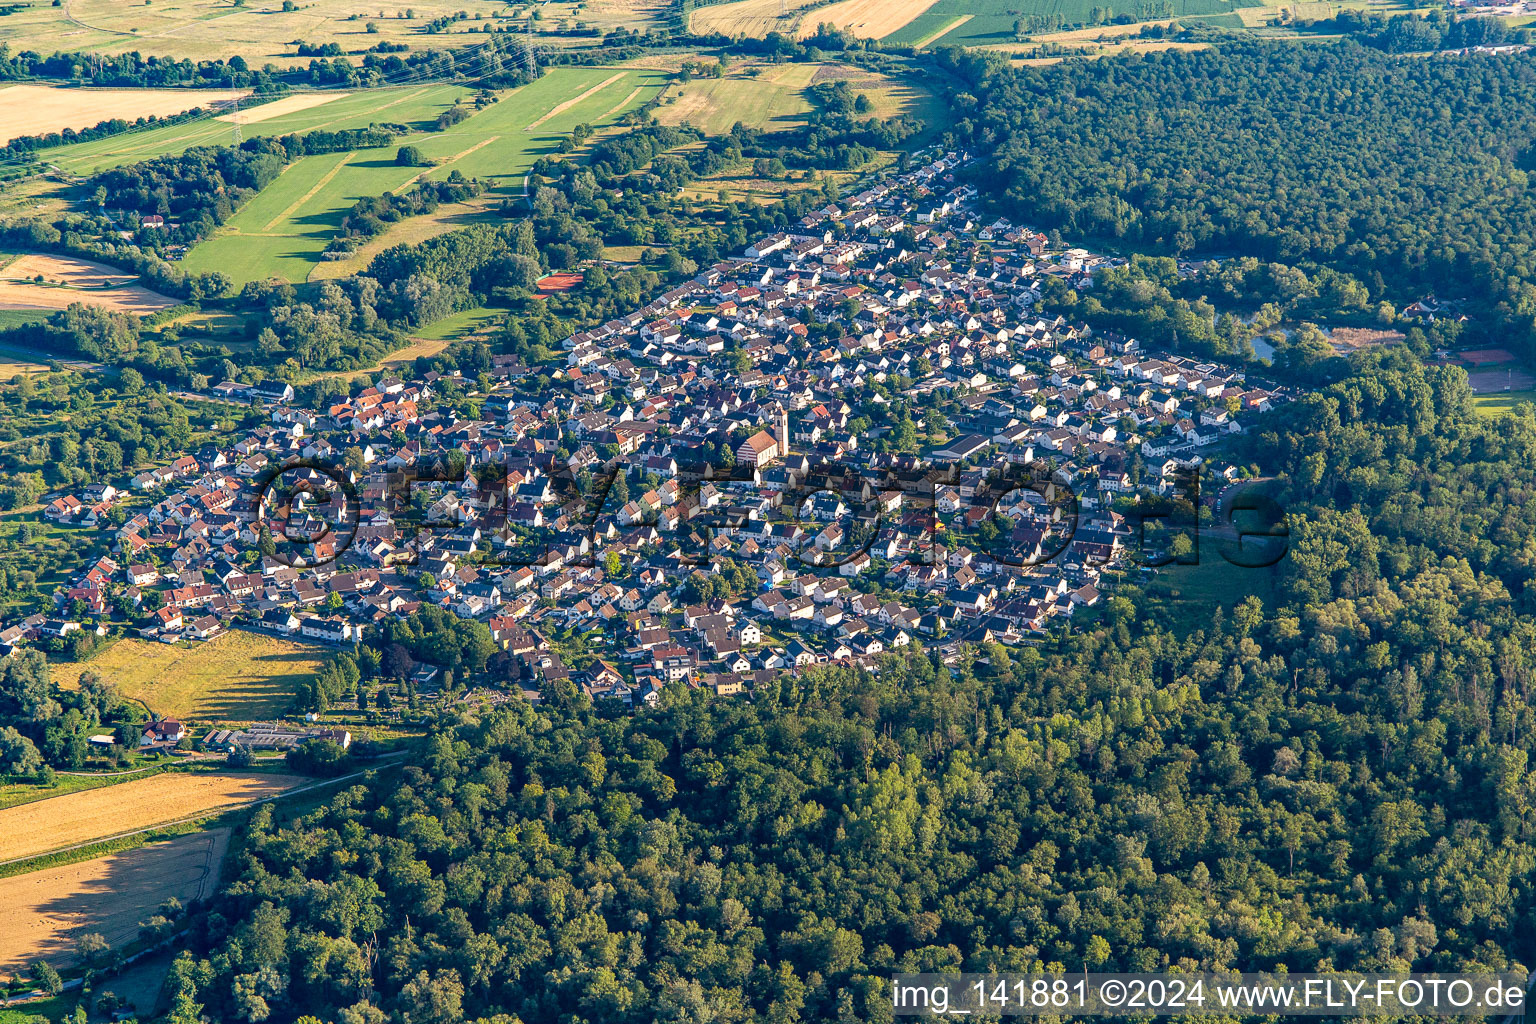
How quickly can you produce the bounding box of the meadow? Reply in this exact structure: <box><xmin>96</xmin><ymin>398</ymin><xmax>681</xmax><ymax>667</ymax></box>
<box><xmin>1471</xmin><ymin>390</ymin><xmax>1536</xmax><ymax>417</ymax></box>
<box><xmin>179</xmin><ymin>66</ymin><xmax>668</xmax><ymax>284</ymax></box>
<box><xmin>52</xmin><ymin>630</ymin><xmax>328</xmax><ymax>722</ymax></box>
<box><xmin>660</xmin><ymin>60</ymin><xmax>941</xmax><ymax>205</ymax></box>
<box><xmin>882</xmin><ymin>0</ymin><xmax>1265</xmax><ymax>45</ymax></box>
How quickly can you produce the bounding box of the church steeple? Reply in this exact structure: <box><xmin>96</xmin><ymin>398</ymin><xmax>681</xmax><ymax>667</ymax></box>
<box><xmin>776</xmin><ymin>405</ymin><xmax>789</xmax><ymax>457</ymax></box>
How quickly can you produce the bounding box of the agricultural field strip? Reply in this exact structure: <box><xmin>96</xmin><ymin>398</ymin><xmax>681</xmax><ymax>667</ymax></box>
<box><xmin>601</xmin><ymin>87</ymin><xmax>647</xmax><ymax>121</ymax></box>
<box><xmin>882</xmin><ymin>0</ymin><xmax>1264</xmax><ymax>44</ymax></box>
<box><xmin>526</xmin><ymin>73</ymin><xmax>628</xmax><ymax>129</ymax></box>
<box><xmin>0</xmin><ymin>760</ymin><xmax>405</xmax><ymax>868</ymax></box>
<box><xmin>0</xmin><ymin>85</ymin><xmax>246</xmax><ymax>145</ymax></box>
<box><xmin>799</xmin><ymin>0</ymin><xmax>940</xmax><ymax>38</ymax></box>
<box><xmin>262</xmin><ymin>152</ymin><xmax>354</xmax><ymax>231</ymax></box>
<box><xmin>46</xmin><ymin>86</ymin><xmax>454</xmax><ymax>177</ymax></box>
<box><xmin>215</xmin><ymin>91</ymin><xmax>349</xmax><ymax>124</ymax></box>
<box><xmin>0</xmin><ymin>830</ymin><xmax>229</xmax><ymax>973</ymax></box>
<box><xmin>182</xmin><ymin>69</ymin><xmax>654</xmax><ymax>282</ymax></box>
<box><xmin>913</xmin><ymin>14</ymin><xmax>973</xmax><ymax>46</ymax></box>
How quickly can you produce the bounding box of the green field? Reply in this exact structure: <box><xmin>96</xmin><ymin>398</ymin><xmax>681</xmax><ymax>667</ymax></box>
<box><xmin>411</xmin><ymin>306</ymin><xmax>505</xmax><ymax>341</ymax></box>
<box><xmin>883</xmin><ymin>0</ymin><xmax>1264</xmax><ymax>44</ymax></box>
<box><xmin>177</xmin><ymin>67</ymin><xmax>666</xmax><ymax>284</ymax></box>
<box><xmin>0</xmin><ymin>310</ymin><xmax>51</xmax><ymax>330</ymax></box>
<box><xmin>655</xmin><ymin>62</ymin><xmax>819</xmax><ymax>135</ymax></box>
<box><xmin>1472</xmin><ymin>389</ymin><xmax>1536</xmax><ymax>417</ymax></box>
<box><xmin>42</xmin><ymin>85</ymin><xmax>470</xmax><ymax>178</ymax></box>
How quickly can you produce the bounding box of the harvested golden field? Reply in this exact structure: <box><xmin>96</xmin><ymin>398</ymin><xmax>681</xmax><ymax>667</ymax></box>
<box><xmin>5</xmin><ymin>253</ymin><xmax>136</xmax><ymax>288</ymax></box>
<box><xmin>691</xmin><ymin>0</ymin><xmax>826</xmax><ymax>37</ymax></box>
<box><xmin>53</xmin><ymin>631</ymin><xmax>329</xmax><ymax>722</ymax></box>
<box><xmin>0</xmin><ymin>829</ymin><xmax>229</xmax><ymax>972</ymax></box>
<box><xmin>216</xmin><ymin>91</ymin><xmax>349</xmax><ymax>124</ymax></box>
<box><xmin>0</xmin><ymin>253</ymin><xmax>178</xmax><ymax>314</ymax></box>
<box><xmin>0</xmin><ymin>773</ymin><xmax>305</xmax><ymax>864</ymax></box>
<box><xmin>795</xmin><ymin>0</ymin><xmax>939</xmax><ymax>38</ymax></box>
<box><xmin>0</xmin><ymin>85</ymin><xmax>244</xmax><ymax>144</ymax></box>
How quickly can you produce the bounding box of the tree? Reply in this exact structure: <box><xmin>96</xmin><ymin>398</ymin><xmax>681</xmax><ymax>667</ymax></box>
<box><xmin>77</xmin><ymin>932</ymin><xmax>112</xmax><ymax>969</ymax></box>
<box><xmin>395</xmin><ymin>145</ymin><xmax>427</xmax><ymax>167</ymax></box>
<box><xmin>30</xmin><ymin>959</ymin><xmax>62</xmax><ymax>995</ymax></box>
<box><xmin>0</xmin><ymin>725</ymin><xmax>43</xmax><ymax>776</ymax></box>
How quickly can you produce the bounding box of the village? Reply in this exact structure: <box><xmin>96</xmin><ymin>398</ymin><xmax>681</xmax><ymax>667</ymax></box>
<box><xmin>6</xmin><ymin>152</ymin><xmax>1293</xmax><ymax>710</ymax></box>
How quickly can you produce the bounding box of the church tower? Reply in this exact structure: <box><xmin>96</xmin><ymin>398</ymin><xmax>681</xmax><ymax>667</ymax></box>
<box><xmin>776</xmin><ymin>405</ymin><xmax>790</xmax><ymax>458</ymax></box>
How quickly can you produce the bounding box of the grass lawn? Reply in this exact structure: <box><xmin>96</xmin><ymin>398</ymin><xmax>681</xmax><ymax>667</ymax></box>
<box><xmin>1139</xmin><ymin>553</ymin><xmax>1281</xmax><ymax>628</ymax></box>
<box><xmin>1471</xmin><ymin>389</ymin><xmax>1536</xmax><ymax>417</ymax></box>
<box><xmin>411</xmin><ymin>306</ymin><xmax>505</xmax><ymax>342</ymax></box>
<box><xmin>181</xmin><ymin>67</ymin><xmax>668</xmax><ymax>285</ymax></box>
<box><xmin>52</xmin><ymin>630</ymin><xmax>329</xmax><ymax>723</ymax></box>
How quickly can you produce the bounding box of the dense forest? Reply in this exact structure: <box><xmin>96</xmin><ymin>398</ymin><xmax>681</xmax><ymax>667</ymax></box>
<box><xmin>937</xmin><ymin>42</ymin><xmax>1536</xmax><ymax>358</ymax></box>
<box><xmin>148</xmin><ymin>353</ymin><xmax>1536</xmax><ymax>1024</ymax></box>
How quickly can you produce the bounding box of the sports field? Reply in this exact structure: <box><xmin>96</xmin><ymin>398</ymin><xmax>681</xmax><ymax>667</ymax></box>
<box><xmin>0</xmin><ymin>829</ymin><xmax>228</xmax><ymax>972</ymax></box>
<box><xmin>1472</xmin><ymin>390</ymin><xmax>1536</xmax><ymax>417</ymax></box>
<box><xmin>178</xmin><ymin>66</ymin><xmax>667</xmax><ymax>284</ymax></box>
<box><xmin>53</xmin><ymin>630</ymin><xmax>329</xmax><ymax>722</ymax></box>
<box><xmin>0</xmin><ymin>85</ymin><xmax>245</xmax><ymax>145</ymax></box>
<box><xmin>0</xmin><ymin>772</ymin><xmax>304</xmax><ymax>864</ymax></box>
